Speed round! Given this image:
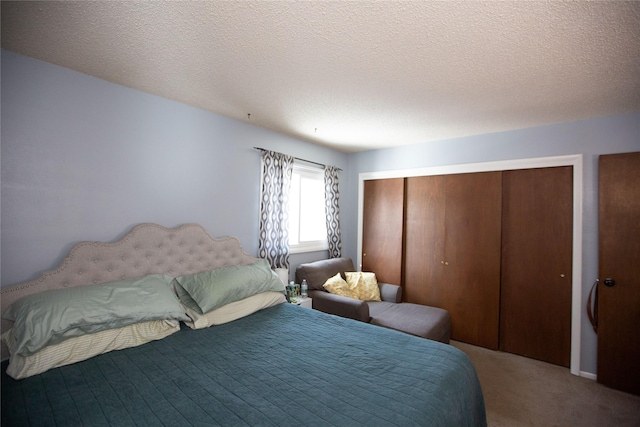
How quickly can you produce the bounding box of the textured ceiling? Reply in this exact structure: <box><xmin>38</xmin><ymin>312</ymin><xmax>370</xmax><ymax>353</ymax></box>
<box><xmin>2</xmin><ymin>1</ymin><xmax>639</xmax><ymax>153</ymax></box>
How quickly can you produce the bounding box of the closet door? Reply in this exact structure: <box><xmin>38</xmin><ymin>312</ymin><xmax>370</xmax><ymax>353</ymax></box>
<box><xmin>500</xmin><ymin>167</ymin><xmax>573</xmax><ymax>366</ymax></box>
<box><xmin>403</xmin><ymin>175</ymin><xmax>446</xmax><ymax>305</ymax></box>
<box><xmin>362</xmin><ymin>178</ymin><xmax>405</xmax><ymax>285</ymax></box>
<box><xmin>444</xmin><ymin>172</ymin><xmax>502</xmax><ymax>349</ymax></box>
<box><xmin>404</xmin><ymin>172</ymin><xmax>502</xmax><ymax>349</ymax></box>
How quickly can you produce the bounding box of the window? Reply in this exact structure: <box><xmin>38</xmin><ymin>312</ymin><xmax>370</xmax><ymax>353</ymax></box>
<box><xmin>289</xmin><ymin>163</ymin><xmax>328</xmax><ymax>253</ymax></box>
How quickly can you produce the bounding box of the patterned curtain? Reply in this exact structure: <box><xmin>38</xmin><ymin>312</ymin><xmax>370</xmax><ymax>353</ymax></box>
<box><xmin>324</xmin><ymin>165</ymin><xmax>342</xmax><ymax>258</ymax></box>
<box><xmin>258</xmin><ymin>150</ymin><xmax>294</xmax><ymax>269</ymax></box>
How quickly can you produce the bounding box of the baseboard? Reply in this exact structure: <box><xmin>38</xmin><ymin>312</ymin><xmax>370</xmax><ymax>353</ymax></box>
<box><xmin>580</xmin><ymin>371</ymin><xmax>597</xmax><ymax>381</ymax></box>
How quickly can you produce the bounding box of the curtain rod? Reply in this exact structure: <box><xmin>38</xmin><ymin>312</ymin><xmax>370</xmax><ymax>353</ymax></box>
<box><xmin>253</xmin><ymin>147</ymin><xmax>342</xmax><ymax>171</ymax></box>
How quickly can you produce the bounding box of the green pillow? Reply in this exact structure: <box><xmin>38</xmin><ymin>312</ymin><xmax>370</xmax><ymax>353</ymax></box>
<box><xmin>3</xmin><ymin>274</ymin><xmax>190</xmax><ymax>356</ymax></box>
<box><xmin>174</xmin><ymin>259</ymin><xmax>285</xmax><ymax>314</ymax></box>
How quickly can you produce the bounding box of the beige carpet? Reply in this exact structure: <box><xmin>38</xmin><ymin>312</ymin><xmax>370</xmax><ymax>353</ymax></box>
<box><xmin>451</xmin><ymin>341</ymin><xmax>640</xmax><ymax>427</ymax></box>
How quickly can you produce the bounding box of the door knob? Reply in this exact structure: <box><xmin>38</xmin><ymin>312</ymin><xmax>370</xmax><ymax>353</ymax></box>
<box><xmin>603</xmin><ymin>278</ymin><xmax>616</xmax><ymax>287</ymax></box>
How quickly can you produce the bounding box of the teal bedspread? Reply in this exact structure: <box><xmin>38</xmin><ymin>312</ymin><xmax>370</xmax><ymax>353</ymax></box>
<box><xmin>2</xmin><ymin>303</ymin><xmax>486</xmax><ymax>426</ymax></box>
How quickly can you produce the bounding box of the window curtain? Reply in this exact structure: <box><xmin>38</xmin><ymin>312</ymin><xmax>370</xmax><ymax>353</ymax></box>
<box><xmin>258</xmin><ymin>150</ymin><xmax>294</xmax><ymax>269</ymax></box>
<box><xmin>324</xmin><ymin>166</ymin><xmax>342</xmax><ymax>258</ymax></box>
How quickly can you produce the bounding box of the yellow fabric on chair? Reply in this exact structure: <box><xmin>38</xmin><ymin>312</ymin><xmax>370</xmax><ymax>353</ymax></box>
<box><xmin>346</xmin><ymin>272</ymin><xmax>381</xmax><ymax>301</ymax></box>
<box><xmin>322</xmin><ymin>273</ymin><xmax>356</xmax><ymax>298</ymax></box>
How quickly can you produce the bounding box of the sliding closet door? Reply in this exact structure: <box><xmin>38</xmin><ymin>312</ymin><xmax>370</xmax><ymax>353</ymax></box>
<box><xmin>403</xmin><ymin>175</ymin><xmax>446</xmax><ymax>305</ymax></box>
<box><xmin>404</xmin><ymin>172</ymin><xmax>502</xmax><ymax>349</ymax></box>
<box><xmin>444</xmin><ymin>172</ymin><xmax>502</xmax><ymax>349</ymax></box>
<box><xmin>361</xmin><ymin>178</ymin><xmax>405</xmax><ymax>285</ymax></box>
<box><xmin>500</xmin><ymin>167</ymin><xmax>573</xmax><ymax>366</ymax></box>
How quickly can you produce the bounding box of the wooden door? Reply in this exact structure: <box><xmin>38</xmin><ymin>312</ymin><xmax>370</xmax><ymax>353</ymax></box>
<box><xmin>403</xmin><ymin>175</ymin><xmax>446</xmax><ymax>305</ymax></box>
<box><xmin>362</xmin><ymin>178</ymin><xmax>405</xmax><ymax>285</ymax></box>
<box><xmin>500</xmin><ymin>167</ymin><xmax>573</xmax><ymax>366</ymax></box>
<box><xmin>404</xmin><ymin>172</ymin><xmax>502</xmax><ymax>349</ymax></box>
<box><xmin>598</xmin><ymin>152</ymin><xmax>640</xmax><ymax>395</ymax></box>
<box><xmin>444</xmin><ymin>172</ymin><xmax>503</xmax><ymax>349</ymax></box>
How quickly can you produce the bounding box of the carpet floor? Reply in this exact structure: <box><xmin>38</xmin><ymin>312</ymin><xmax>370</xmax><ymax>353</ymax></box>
<box><xmin>452</xmin><ymin>341</ymin><xmax>640</xmax><ymax>427</ymax></box>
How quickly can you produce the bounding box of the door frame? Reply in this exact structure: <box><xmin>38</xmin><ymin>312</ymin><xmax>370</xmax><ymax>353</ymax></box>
<box><xmin>357</xmin><ymin>154</ymin><xmax>584</xmax><ymax>376</ymax></box>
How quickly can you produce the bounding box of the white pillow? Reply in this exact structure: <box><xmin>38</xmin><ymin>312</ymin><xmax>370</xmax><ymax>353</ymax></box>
<box><xmin>2</xmin><ymin>319</ymin><xmax>180</xmax><ymax>380</ymax></box>
<box><xmin>183</xmin><ymin>291</ymin><xmax>286</xmax><ymax>329</ymax></box>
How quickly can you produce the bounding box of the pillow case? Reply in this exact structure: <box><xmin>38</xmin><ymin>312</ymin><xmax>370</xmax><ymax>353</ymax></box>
<box><xmin>174</xmin><ymin>259</ymin><xmax>285</xmax><ymax>314</ymax></box>
<box><xmin>322</xmin><ymin>273</ymin><xmax>356</xmax><ymax>298</ymax></box>
<box><xmin>182</xmin><ymin>291</ymin><xmax>286</xmax><ymax>329</ymax></box>
<box><xmin>3</xmin><ymin>273</ymin><xmax>189</xmax><ymax>357</ymax></box>
<box><xmin>345</xmin><ymin>272</ymin><xmax>381</xmax><ymax>301</ymax></box>
<box><xmin>1</xmin><ymin>319</ymin><xmax>180</xmax><ymax>380</ymax></box>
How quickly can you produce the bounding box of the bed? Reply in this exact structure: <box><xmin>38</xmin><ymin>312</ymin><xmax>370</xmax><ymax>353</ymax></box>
<box><xmin>1</xmin><ymin>223</ymin><xmax>486</xmax><ymax>426</ymax></box>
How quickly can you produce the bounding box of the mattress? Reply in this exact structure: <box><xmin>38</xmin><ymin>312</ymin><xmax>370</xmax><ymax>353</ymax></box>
<box><xmin>1</xmin><ymin>303</ymin><xmax>486</xmax><ymax>426</ymax></box>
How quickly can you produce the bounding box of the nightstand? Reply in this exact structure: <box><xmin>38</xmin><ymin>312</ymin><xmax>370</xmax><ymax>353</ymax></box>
<box><xmin>289</xmin><ymin>296</ymin><xmax>312</xmax><ymax>309</ymax></box>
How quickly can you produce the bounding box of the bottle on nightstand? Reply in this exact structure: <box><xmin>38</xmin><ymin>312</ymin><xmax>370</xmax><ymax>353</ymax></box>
<box><xmin>290</xmin><ymin>279</ymin><xmax>312</xmax><ymax>308</ymax></box>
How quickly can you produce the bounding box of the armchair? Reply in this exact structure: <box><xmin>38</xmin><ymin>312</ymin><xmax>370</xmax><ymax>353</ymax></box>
<box><xmin>296</xmin><ymin>257</ymin><xmax>451</xmax><ymax>343</ymax></box>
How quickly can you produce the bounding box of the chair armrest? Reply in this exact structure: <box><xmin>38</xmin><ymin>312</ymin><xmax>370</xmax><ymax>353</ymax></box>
<box><xmin>308</xmin><ymin>290</ymin><xmax>370</xmax><ymax>322</ymax></box>
<box><xmin>378</xmin><ymin>283</ymin><xmax>402</xmax><ymax>303</ymax></box>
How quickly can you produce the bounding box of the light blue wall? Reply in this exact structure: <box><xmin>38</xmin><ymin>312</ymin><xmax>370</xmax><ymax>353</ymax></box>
<box><xmin>0</xmin><ymin>50</ymin><xmax>347</xmax><ymax>286</ymax></box>
<box><xmin>342</xmin><ymin>112</ymin><xmax>640</xmax><ymax>376</ymax></box>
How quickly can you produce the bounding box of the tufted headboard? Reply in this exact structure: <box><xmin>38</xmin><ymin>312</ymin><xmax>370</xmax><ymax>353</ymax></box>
<box><xmin>1</xmin><ymin>223</ymin><xmax>258</xmax><ymax>359</ymax></box>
